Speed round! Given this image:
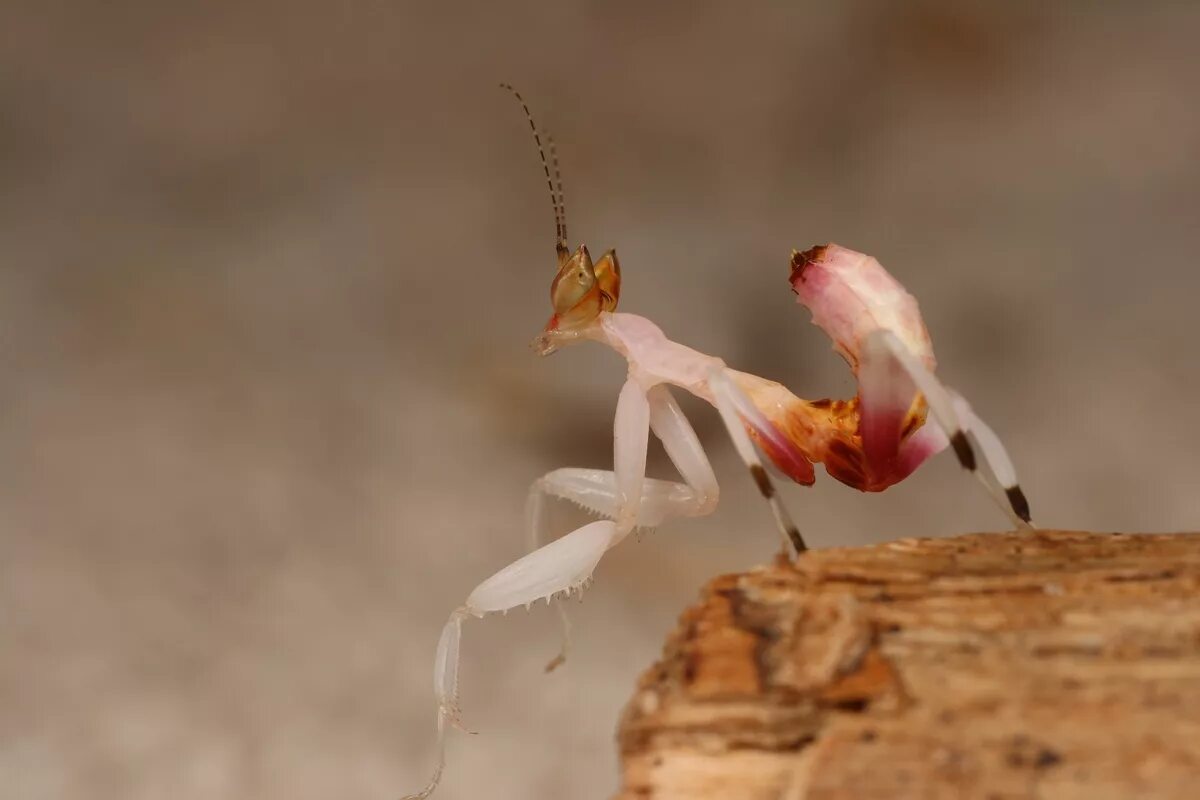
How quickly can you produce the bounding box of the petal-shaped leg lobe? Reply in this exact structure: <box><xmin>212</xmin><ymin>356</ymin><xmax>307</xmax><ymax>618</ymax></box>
<box><xmin>467</xmin><ymin>520</ymin><xmax>618</xmax><ymax>613</ymax></box>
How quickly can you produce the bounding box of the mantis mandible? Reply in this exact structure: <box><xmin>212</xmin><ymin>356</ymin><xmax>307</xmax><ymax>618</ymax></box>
<box><xmin>401</xmin><ymin>86</ymin><xmax>1034</xmax><ymax>799</ymax></box>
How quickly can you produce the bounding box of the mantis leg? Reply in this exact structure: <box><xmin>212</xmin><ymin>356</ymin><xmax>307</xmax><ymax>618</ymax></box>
<box><xmin>707</xmin><ymin>367</ymin><xmax>808</xmax><ymax>555</ymax></box>
<box><xmin>525</xmin><ymin>384</ymin><xmax>719</xmax><ymax>671</ymax></box>
<box><xmin>404</xmin><ymin>378</ymin><xmax>651</xmax><ymax>800</ymax></box>
<box><xmin>860</xmin><ymin>329</ymin><xmax>1034</xmax><ymax>529</ymax></box>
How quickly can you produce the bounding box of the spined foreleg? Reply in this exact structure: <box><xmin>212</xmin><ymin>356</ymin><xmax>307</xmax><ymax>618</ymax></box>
<box><xmin>408</xmin><ymin>379</ymin><xmax>720</xmax><ymax>796</ymax></box>
<box><xmin>525</xmin><ymin>384</ymin><xmax>719</xmax><ymax>670</ymax></box>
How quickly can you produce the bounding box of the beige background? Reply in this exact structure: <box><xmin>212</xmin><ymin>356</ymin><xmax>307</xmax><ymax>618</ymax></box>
<box><xmin>2</xmin><ymin>2</ymin><xmax>1199</xmax><ymax>799</ymax></box>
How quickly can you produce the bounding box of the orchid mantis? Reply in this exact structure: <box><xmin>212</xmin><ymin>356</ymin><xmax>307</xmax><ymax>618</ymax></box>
<box><xmin>400</xmin><ymin>87</ymin><xmax>1033</xmax><ymax>799</ymax></box>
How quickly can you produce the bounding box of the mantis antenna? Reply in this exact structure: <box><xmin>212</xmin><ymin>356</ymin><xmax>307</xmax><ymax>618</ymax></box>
<box><xmin>547</xmin><ymin>134</ymin><xmax>567</xmax><ymax>247</ymax></box>
<box><xmin>499</xmin><ymin>83</ymin><xmax>568</xmax><ymax>259</ymax></box>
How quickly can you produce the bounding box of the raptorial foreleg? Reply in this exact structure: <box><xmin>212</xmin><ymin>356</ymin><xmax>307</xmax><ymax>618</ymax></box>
<box><xmin>404</xmin><ymin>378</ymin><xmax>652</xmax><ymax>799</ymax></box>
<box><xmin>524</xmin><ymin>384</ymin><xmax>719</xmax><ymax>670</ymax></box>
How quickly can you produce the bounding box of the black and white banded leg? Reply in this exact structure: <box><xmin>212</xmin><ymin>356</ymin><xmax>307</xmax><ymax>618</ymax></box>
<box><xmin>708</xmin><ymin>366</ymin><xmax>808</xmax><ymax>554</ymax></box>
<box><xmin>862</xmin><ymin>329</ymin><xmax>1034</xmax><ymax>529</ymax></box>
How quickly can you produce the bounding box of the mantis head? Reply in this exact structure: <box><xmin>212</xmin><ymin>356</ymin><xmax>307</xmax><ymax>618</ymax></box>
<box><xmin>534</xmin><ymin>244</ymin><xmax>621</xmax><ymax>355</ymax></box>
<box><xmin>499</xmin><ymin>84</ymin><xmax>621</xmax><ymax>356</ymax></box>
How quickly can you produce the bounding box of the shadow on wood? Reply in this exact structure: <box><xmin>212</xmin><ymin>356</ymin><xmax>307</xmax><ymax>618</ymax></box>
<box><xmin>616</xmin><ymin>530</ymin><xmax>1200</xmax><ymax>799</ymax></box>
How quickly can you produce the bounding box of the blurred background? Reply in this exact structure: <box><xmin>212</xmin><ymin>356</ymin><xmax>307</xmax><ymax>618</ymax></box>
<box><xmin>2</xmin><ymin>2</ymin><xmax>1198</xmax><ymax>798</ymax></box>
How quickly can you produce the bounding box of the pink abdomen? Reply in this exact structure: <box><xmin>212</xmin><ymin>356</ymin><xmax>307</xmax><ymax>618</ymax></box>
<box><xmin>730</xmin><ymin>370</ymin><xmax>932</xmax><ymax>492</ymax></box>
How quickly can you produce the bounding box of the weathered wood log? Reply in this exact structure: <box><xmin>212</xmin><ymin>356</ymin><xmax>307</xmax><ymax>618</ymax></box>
<box><xmin>615</xmin><ymin>530</ymin><xmax>1200</xmax><ymax>800</ymax></box>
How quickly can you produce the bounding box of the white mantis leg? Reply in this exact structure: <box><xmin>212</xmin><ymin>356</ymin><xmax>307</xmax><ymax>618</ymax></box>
<box><xmin>707</xmin><ymin>367</ymin><xmax>808</xmax><ymax>554</ymax></box>
<box><xmin>524</xmin><ymin>384</ymin><xmax>719</xmax><ymax>671</ymax></box>
<box><xmin>949</xmin><ymin>390</ymin><xmax>1033</xmax><ymax>525</ymax></box>
<box><xmin>861</xmin><ymin>329</ymin><xmax>1034</xmax><ymax>529</ymax></box>
<box><xmin>524</xmin><ymin>486</ymin><xmax>574</xmax><ymax>672</ymax></box>
<box><xmin>405</xmin><ymin>521</ymin><xmax>617</xmax><ymax>800</ymax></box>
<box><xmin>647</xmin><ymin>383</ymin><xmax>720</xmax><ymax>519</ymax></box>
<box><xmin>404</xmin><ymin>378</ymin><xmax>652</xmax><ymax>800</ymax></box>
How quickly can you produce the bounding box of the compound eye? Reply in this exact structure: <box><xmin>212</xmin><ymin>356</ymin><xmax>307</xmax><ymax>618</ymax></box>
<box><xmin>551</xmin><ymin>260</ymin><xmax>596</xmax><ymax>314</ymax></box>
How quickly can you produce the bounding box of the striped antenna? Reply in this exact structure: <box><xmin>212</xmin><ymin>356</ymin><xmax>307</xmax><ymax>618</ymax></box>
<box><xmin>499</xmin><ymin>83</ymin><xmax>567</xmax><ymax>257</ymax></box>
<box><xmin>547</xmin><ymin>134</ymin><xmax>567</xmax><ymax>247</ymax></box>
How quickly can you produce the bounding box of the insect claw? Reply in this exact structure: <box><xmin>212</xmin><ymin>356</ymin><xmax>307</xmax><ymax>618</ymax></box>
<box><xmin>441</xmin><ymin>699</ymin><xmax>474</xmax><ymax>735</ymax></box>
<box><xmin>448</xmin><ymin>715</ymin><xmax>477</xmax><ymax>736</ymax></box>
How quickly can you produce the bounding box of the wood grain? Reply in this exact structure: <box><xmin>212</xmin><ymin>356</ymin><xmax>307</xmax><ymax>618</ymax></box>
<box><xmin>615</xmin><ymin>530</ymin><xmax>1200</xmax><ymax>799</ymax></box>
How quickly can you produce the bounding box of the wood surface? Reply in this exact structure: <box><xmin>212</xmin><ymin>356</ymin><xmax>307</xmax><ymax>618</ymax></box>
<box><xmin>615</xmin><ymin>530</ymin><xmax>1200</xmax><ymax>799</ymax></box>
